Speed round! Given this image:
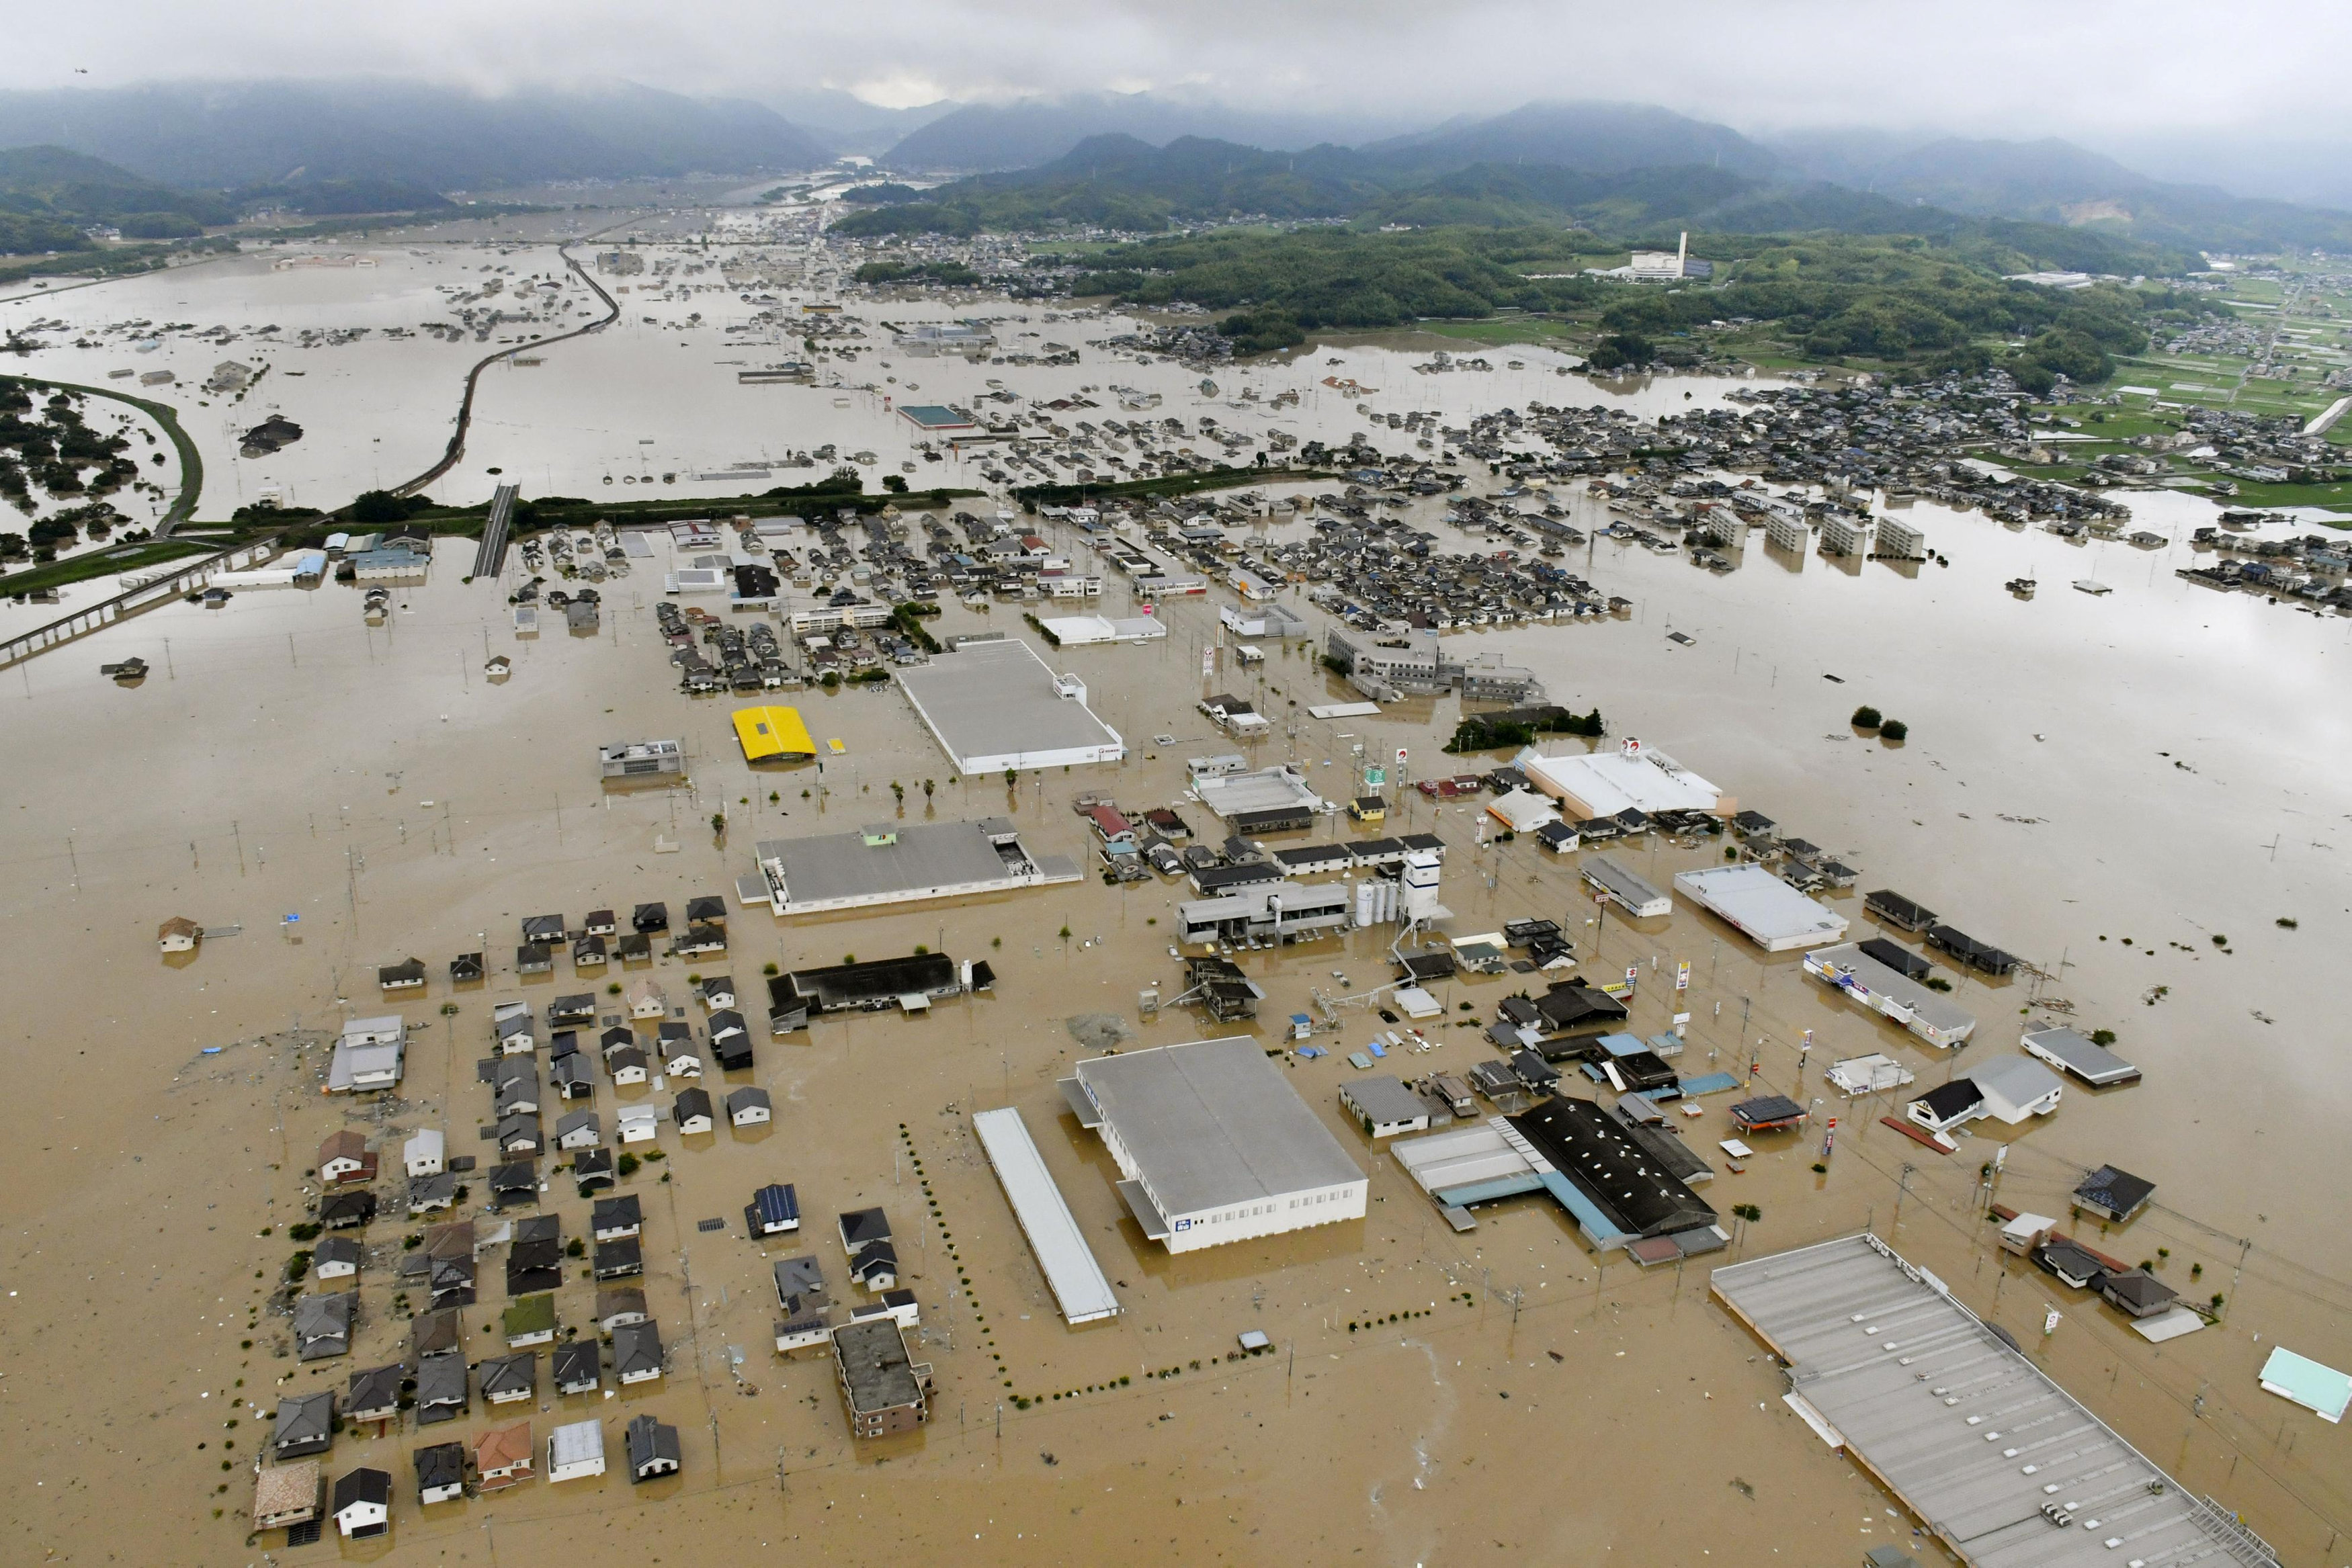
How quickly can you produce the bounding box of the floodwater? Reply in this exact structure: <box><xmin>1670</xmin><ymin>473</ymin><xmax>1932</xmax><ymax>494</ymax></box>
<box><xmin>1</xmin><ymin>230</ymin><xmax>1725</xmax><ymax>523</ymax></box>
<box><xmin>2</xmin><ymin>224</ymin><xmax>2347</xmax><ymax>1566</ymax></box>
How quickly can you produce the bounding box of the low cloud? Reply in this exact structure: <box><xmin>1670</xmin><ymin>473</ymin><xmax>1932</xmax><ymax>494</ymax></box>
<box><xmin>7</xmin><ymin>0</ymin><xmax>2347</xmax><ymax>147</ymax></box>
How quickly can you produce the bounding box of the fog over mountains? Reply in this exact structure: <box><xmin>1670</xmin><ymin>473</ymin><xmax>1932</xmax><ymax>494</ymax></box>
<box><xmin>0</xmin><ymin>78</ymin><xmax>2345</xmax><ymax>254</ymax></box>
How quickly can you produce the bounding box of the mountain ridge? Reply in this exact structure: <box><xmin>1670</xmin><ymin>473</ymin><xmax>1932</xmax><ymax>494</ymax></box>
<box><xmin>0</xmin><ymin>79</ymin><xmax>831</xmax><ymax>191</ymax></box>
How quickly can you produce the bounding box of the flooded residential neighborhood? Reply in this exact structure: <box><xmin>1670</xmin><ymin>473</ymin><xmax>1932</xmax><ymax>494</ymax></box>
<box><xmin>3</xmin><ymin>26</ymin><xmax>2350</xmax><ymax>1568</ymax></box>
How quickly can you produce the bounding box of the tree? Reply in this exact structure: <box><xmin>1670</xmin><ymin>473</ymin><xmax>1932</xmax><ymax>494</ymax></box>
<box><xmin>1584</xmin><ymin>332</ymin><xmax>1654</xmax><ymax>372</ymax></box>
<box><xmin>1851</xmin><ymin>705</ymin><xmax>1882</xmax><ymax>728</ymax></box>
<box><xmin>349</xmin><ymin>488</ymin><xmax>420</xmax><ymax>524</ymax></box>
<box><xmin>1880</xmin><ymin>719</ymin><xmax>1908</xmax><ymax>741</ymax></box>
<box><xmin>882</xmin><ymin>473</ymin><xmax>909</xmax><ymax>493</ymax></box>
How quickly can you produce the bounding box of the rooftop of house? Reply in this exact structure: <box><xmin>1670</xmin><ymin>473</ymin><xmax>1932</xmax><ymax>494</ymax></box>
<box><xmin>2072</xmin><ymin>1164</ymin><xmax>2155</xmax><ymax>1215</ymax></box>
<box><xmin>833</xmin><ymin>1314</ymin><xmax>929</xmax><ymax>1413</ymax></box>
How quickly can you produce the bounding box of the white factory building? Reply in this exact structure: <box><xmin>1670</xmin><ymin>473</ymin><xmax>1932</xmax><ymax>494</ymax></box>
<box><xmin>1518</xmin><ymin>737</ymin><xmax>1731</xmax><ymax>820</ymax></box>
<box><xmin>895</xmin><ymin>638</ymin><xmax>1126</xmax><ymax>773</ymax></box>
<box><xmin>1062</xmin><ymin>1037</ymin><xmax>1366</xmax><ymax>1254</ymax></box>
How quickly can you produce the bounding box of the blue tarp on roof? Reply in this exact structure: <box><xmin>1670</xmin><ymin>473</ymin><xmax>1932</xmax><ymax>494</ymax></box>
<box><xmin>1536</xmin><ymin>1170</ymin><xmax>1634</xmax><ymax>1246</ymax></box>
<box><xmin>1648</xmin><ymin>1071</ymin><xmax>1740</xmax><ymax>1099</ymax></box>
<box><xmin>1432</xmin><ymin>1173</ymin><xmax>1546</xmax><ymax>1207</ymax></box>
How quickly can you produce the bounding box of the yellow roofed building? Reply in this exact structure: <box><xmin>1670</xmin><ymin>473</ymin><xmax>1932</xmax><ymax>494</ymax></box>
<box><xmin>733</xmin><ymin>705</ymin><xmax>816</xmax><ymax>763</ymax></box>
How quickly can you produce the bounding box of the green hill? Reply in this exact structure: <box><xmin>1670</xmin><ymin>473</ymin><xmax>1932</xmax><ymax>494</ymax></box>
<box><xmin>0</xmin><ymin>144</ymin><xmax>235</xmax><ymax>253</ymax></box>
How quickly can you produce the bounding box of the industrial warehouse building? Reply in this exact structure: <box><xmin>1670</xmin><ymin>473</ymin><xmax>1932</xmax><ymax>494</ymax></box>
<box><xmin>1062</xmin><ymin>1037</ymin><xmax>1366</xmax><ymax>1254</ymax></box>
<box><xmin>1392</xmin><ymin>1109</ymin><xmax>1722</xmax><ymax>1258</ymax></box>
<box><xmin>1519</xmin><ymin>738</ymin><xmax>1730</xmax><ymax>820</ymax></box>
<box><xmin>972</xmin><ymin>1107</ymin><xmax>1121</xmax><ymax>1325</ymax></box>
<box><xmin>732</xmin><ymin>705</ymin><xmax>818</xmax><ymax>764</ymax></box>
<box><xmin>896</xmin><ymin>639</ymin><xmax>1125</xmax><ymax>772</ymax></box>
<box><xmin>1802</xmin><ymin>942</ymin><xmax>1977</xmax><ymax>1048</ymax></box>
<box><xmin>1710</xmin><ymin>1234</ymin><xmax>2277</xmax><ymax>1568</ymax></box>
<box><xmin>1674</xmin><ymin>864</ymin><xmax>1849</xmax><ymax>951</ymax></box>
<box><xmin>1581</xmin><ymin>855</ymin><xmax>1673</xmax><ymax>917</ymax></box>
<box><xmin>751</xmin><ymin>818</ymin><xmax>1081</xmax><ymax>916</ymax></box>
<box><xmin>1175</xmin><ymin>880</ymin><xmax>1353</xmax><ymax>945</ymax></box>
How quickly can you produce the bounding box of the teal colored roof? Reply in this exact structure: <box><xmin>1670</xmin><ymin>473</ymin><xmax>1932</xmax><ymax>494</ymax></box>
<box><xmin>2259</xmin><ymin>1346</ymin><xmax>2351</xmax><ymax>1422</ymax></box>
<box><xmin>897</xmin><ymin>404</ymin><xmax>973</xmax><ymax>429</ymax></box>
<box><xmin>1650</xmin><ymin>1071</ymin><xmax>1740</xmax><ymax>1098</ymax></box>
<box><xmin>1535</xmin><ymin>1170</ymin><xmax>1633</xmax><ymax>1246</ymax></box>
<box><xmin>1431</xmin><ymin>1173</ymin><xmax>1544</xmax><ymax>1207</ymax></box>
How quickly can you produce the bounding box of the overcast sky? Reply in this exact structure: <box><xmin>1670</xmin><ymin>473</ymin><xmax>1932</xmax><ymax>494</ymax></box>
<box><xmin>10</xmin><ymin>0</ymin><xmax>2349</xmax><ymax>147</ymax></box>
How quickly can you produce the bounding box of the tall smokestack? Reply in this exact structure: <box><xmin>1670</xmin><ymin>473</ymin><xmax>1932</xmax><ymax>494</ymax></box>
<box><xmin>1677</xmin><ymin>230</ymin><xmax>1687</xmax><ymax>274</ymax></box>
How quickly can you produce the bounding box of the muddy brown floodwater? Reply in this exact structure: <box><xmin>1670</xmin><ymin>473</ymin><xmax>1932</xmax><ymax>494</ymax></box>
<box><xmin>3</xmin><ymin>420</ymin><xmax>2349</xmax><ymax>1562</ymax></box>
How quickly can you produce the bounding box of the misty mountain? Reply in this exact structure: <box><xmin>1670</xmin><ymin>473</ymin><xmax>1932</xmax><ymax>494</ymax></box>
<box><xmin>840</xmin><ymin>134</ymin><xmax>1876</xmax><ymax>240</ymax></box>
<box><xmin>1362</xmin><ymin>101</ymin><xmax>1779</xmax><ymax>179</ymax></box>
<box><xmin>0</xmin><ymin>79</ymin><xmax>831</xmax><ymax>192</ymax></box>
<box><xmin>1769</xmin><ymin>130</ymin><xmax>2352</xmax><ymax>253</ymax></box>
<box><xmin>233</xmin><ymin>177</ymin><xmax>457</xmax><ymax>217</ymax></box>
<box><xmin>835</xmin><ymin>130</ymin><xmax>2189</xmax><ymax>279</ymax></box>
<box><xmin>768</xmin><ymin>89</ymin><xmax>962</xmax><ymax>157</ymax></box>
<box><xmin>834</xmin><ymin>134</ymin><xmax>1356</xmax><ymax>234</ymax></box>
<box><xmin>880</xmin><ymin>93</ymin><xmax>1413</xmax><ymax>171</ymax></box>
<box><xmin>0</xmin><ymin>144</ymin><xmax>235</xmax><ymax>253</ymax></box>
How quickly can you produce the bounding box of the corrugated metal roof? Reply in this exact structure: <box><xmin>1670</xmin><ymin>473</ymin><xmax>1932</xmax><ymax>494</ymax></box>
<box><xmin>1713</xmin><ymin>1235</ymin><xmax>2280</xmax><ymax>1568</ymax></box>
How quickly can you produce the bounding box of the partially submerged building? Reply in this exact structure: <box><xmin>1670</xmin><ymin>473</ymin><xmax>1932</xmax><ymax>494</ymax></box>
<box><xmin>253</xmin><ymin>1461</ymin><xmax>323</xmax><ymax>1530</ymax></box>
<box><xmin>1062</xmin><ymin>1037</ymin><xmax>1366</xmax><ymax>1253</ymax></box>
<box><xmin>1710</xmin><ymin>1233</ymin><xmax>2277</xmax><ymax>1568</ymax></box>
<box><xmin>896</xmin><ymin>639</ymin><xmax>1124</xmax><ymax>771</ymax></box>
<box><xmin>1673</xmin><ymin>864</ymin><xmax>1849</xmax><ymax>951</ymax></box>
<box><xmin>972</xmin><ymin>1106</ymin><xmax>1121</xmax><ymax>1325</ymax></box>
<box><xmin>1519</xmin><ymin>738</ymin><xmax>1728</xmax><ymax>820</ymax></box>
<box><xmin>831</xmin><ymin>1315</ymin><xmax>933</xmax><ymax>1438</ymax></box>
<box><xmin>1505</xmin><ymin>1098</ymin><xmax>1720</xmax><ymax>1257</ymax></box>
<box><xmin>1175</xmin><ymin>880</ymin><xmax>1353</xmax><ymax>946</ymax></box>
<box><xmin>730</xmin><ymin>705</ymin><xmax>818</xmax><ymax>764</ymax></box>
<box><xmin>327</xmin><ymin>1016</ymin><xmax>405</xmax><ymax>1093</ymax></box>
<box><xmin>752</xmin><ymin>818</ymin><xmax>1080</xmax><ymax>917</ymax></box>
<box><xmin>2070</xmin><ymin>1164</ymin><xmax>2155</xmax><ymax>1224</ymax></box>
<box><xmin>598</xmin><ymin>738</ymin><xmax>685</xmax><ymax>781</ymax></box>
<box><xmin>1802</xmin><ymin>943</ymin><xmax>1976</xmax><ymax>1049</ymax></box>
<box><xmin>1339</xmin><ymin>1076</ymin><xmax>1433</xmax><ymax>1139</ymax></box>
<box><xmin>765</xmin><ymin>952</ymin><xmax>970</xmax><ymax>1033</ymax></box>
<box><xmin>2020</xmin><ymin>1025</ymin><xmax>2141</xmax><ymax>1088</ymax></box>
<box><xmin>1579</xmin><ymin>855</ymin><xmax>1671</xmax><ymax>918</ymax></box>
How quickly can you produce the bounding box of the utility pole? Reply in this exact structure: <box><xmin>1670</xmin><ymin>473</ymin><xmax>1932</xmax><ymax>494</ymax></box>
<box><xmin>2222</xmin><ymin>1235</ymin><xmax>2251</xmax><ymax>1321</ymax></box>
